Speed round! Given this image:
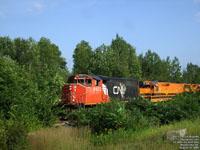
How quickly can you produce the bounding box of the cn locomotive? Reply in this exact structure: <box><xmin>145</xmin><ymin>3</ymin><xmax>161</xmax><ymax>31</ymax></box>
<box><xmin>61</xmin><ymin>74</ymin><xmax>200</xmax><ymax>106</ymax></box>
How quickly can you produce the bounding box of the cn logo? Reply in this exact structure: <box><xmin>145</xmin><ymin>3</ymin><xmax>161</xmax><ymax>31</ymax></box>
<box><xmin>113</xmin><ymin>83</ymin><xmax>126</xmax><ymax>98</ymax></box>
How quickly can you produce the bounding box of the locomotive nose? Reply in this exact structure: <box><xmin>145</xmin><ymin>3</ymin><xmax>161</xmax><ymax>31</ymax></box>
<box><xmin>67</xmin><ymin>84</ymin><xmax>77</xmax><ymax>104</ymax></box>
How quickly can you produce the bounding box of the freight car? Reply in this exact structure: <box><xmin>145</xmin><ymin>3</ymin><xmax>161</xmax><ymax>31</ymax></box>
<box><xmin>61</xmin><ymin>74</ymin><xmax>139</xmax><ymax>107</ymax></box>
<box><xmin>61</xmin><ymin>74</ymin><xmax>200</xmax><ymax>106</ymax></box>
<box><xmin>139</xmin><ymin>81</ymin><xmax>200</xmax><ymax>102</ymax></box>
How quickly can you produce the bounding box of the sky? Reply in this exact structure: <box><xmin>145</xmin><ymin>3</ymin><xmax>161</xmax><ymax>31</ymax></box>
<box><xmin>0</xmin><ymin>0</ymin><xmax>200</xmax><ymax>72</ymax></box>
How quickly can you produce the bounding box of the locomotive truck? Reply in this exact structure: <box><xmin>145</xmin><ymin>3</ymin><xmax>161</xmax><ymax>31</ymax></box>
<box><xmin>61</xmin><ymin>74</ymin><xmax>200</xmax><ymax>107</ymax></box>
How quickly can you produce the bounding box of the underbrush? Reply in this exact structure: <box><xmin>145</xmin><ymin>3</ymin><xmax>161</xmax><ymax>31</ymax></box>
<box><xmin>0</xmin><ymin>119</ymin><xmax>29</xmax><ymax>150</ymax></box>
<box><xmin>69</xmin><ymin>91</ymin><xmax>200</xmax><ymax>135</ymax></box>
<box><xmin>28</xmin><ymin>117</ymin><xmax>200</xmax><ymax>150</ymax></box>
<box><xmin>2</xmin><ymin>91</ymin><xmax>200</xmax><ymax>150</ymax></box>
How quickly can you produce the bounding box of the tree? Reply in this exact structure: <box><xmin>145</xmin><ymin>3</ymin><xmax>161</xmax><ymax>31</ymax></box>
<box><xmin>127</xmin><ymin>44</ymin><xmax>142</xmax><ymax>79</ymax></box>
<box><xmin>110</xmin><ymin>34</ymin><xmax>141</xmax><ymax>78</ymax></box>
<box><xmin>139</xmin><ymin>50</ymin><xmax>162</xmax><ymax>80</ymax></box>
<box><xmin>37</xmin><ymin>37</ymin><xmax>67</xmax><ymax>70</ymax></box>
<box><xmin>169</xmin><ymin>57</ymin><xmax>181</xmax><ymax>82</ymax></box>
<box><xmin>0</xmin><ymin>56</ymin><xmax>39</xmax><ymax>123</ymax></box>
<box><xmin>37</xmin><ymin>37</ymin><xmax>69</xmax><ymax>82</ymax></box>
<box><xmin>0</xmin><ymin>36</ymin><xmax>69</xmax><ymax>128</ymax></box>
<box><xmin>158</xmin><ymin>56</ymin><xmax>171</xmax><ymax>81</ymax></box>
<box><xmin>88</xmin><ymin>44</ymin><xmax>114</xmax><ymax>76</ymax></box>
<box><xmin>72</xmin><ymin>40</ymin><xmax>93</xmax><ymax>74</ymax></box>
<box><xmin>0</xmin><ymin>37</ymin><xmax>15</xmax><ymax>59</ymax></box>
<box><xmin>182</xmin><ymin>63</ymin><xmax>200</xmax><ymax>83</ymax></box>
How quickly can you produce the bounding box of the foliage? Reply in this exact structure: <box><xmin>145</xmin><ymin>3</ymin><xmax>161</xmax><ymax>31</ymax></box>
<box><xmin>138</xmin><ymin>50</ymin><xmax>182</xmax><ymax>82</ymax></box>
<box><xmin>0</xmin><ymin>118</ymin><xmax>29</xmax><ymax>150</ymax></box>
<box><xmin>0</xmin><ymin>36</ymin><xmax>69</xmax><ymax>149</ymax></box>
<box><xmin>138</xmin><ymin>50</ymin><xmax>162</xmax><ymax>80</ymax></box>
<box><xmin>1</xmin><ymin>34</ymin><xmax>200</xmax><ymax>149</ymax></box>
<box><xmin>182</xmin><ymin>62</ymin><xmax>200</xmax><ymax>83</ymax></box>
<box><xmin>88</xmin><ymin>44</ymin><xmax>114</xmax><ymax>76</ymax></box>
<box><xmin>68</xmin><ymin>109</ymin><xmax>90</xmax><ymax>126</ymax></box>
<box><xmin>127</xmin><ymin>92</ymin><xmax>200</xmax><ymax>124</ymax></box>
<box><xmin>68</xmin><ymin>100</ymin><xmax>131</xmax><ymax>134</ymax></box>
<box><xmin>73</xmin><ymin>34</ymin><xmax>141</xmax><ymax>79</ymax></box>
<box><xmin>70</xmin><ymin>34</ymin><xmax>200</xmax><ymax>83</ymax></box>
<box><xmin>0</xmin><ymin>36</ymin><xmax>69</xmax><ymax>130</ymax></box>
<box><xmin>0</xmin><ymin>57</ymin><xmax>39</xmax><ymax>126</ymax></box>
<box><xmin>110</xmin><ymin>34</ymin><xmax>141</xmax><ymax>78</ymax></box>
<box><xmin>28</xmin><ymin>117</ymin><xmax>200</xmax><ymax>150</ymax></box>
<box><xmin>69</xmin><ymin>92</ymin><xmax>200</xmax><ymax>136</ymax></box>
<box><xmin>89</xmin><ymin>117</ymin><xmax>200</xmax><ymax>148</ymax></box>
<box><xmin>88</xmin><ymin>100</ymin><xmax>127</xmax><ymax>134</ymax></box>
<box><xmin>72</xmin><ymin>40</ymin><xmax>93</xmax><ymax>74</ymax></box>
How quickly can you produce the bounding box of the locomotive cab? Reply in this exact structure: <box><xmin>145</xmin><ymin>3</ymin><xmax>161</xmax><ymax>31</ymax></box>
<box><xmin>61</xmin><ymin>74</ymin><xmax>110</xmax><ymax>107</ymax></box>
<box><xmin>139</xmin><ymin>81</ymin><xmax>160</xmax><ymax>101</ymax></box>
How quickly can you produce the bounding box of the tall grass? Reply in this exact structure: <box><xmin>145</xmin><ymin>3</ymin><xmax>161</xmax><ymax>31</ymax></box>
<box><xmin>29</xmin><ymin>117</ymin><xmax>200</xmax><ymax>150</ymax></box>
<box><xmin>28</xmin><ymin>126</ymin><xmax>93</xmax><ymax>150</ymax></box>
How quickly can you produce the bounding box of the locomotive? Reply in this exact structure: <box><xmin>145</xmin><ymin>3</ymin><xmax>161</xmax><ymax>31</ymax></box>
<box><xmin>61</xmin><ymin>74</ymin><xmax>200</xmax><ymax>106</ymax></box>
<box><xmin>139</xmin><ymin>81</ymin><xmax>200</xmax><ymax>102</ymax></box>
<box><xmin>61</xmin><ymin>74</ymin><xmax>138</xmax><ymax>107</ymax></box>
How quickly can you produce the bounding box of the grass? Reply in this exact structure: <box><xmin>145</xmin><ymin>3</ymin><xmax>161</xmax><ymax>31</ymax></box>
<box><xmin>28</xmin><ymin>126</ymin><xmax>93</xmax><ymax>150</ymax></box>
<box><xmin>28</xmin><ymin>117</ymin><xmax>200</xmax><ymax>150</ymax></box>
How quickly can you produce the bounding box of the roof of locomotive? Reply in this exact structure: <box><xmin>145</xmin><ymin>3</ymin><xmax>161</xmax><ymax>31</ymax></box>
<box><xmin>142</xmin><ymin>80</ymin><xmax>200</xmax><ymax>86</ymax></box>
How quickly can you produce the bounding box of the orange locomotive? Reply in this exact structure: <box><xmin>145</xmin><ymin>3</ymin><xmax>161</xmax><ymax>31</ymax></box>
<box><xmin>139</xmin><ymin>81</ymin><xmax>200</xmax><ymax>102</ymax></box>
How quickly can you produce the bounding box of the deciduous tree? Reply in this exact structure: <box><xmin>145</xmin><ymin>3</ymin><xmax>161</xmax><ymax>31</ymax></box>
<box><xmin>72</xmin><ymin>40</ymin><xmax>93</xmax><ymax>74</ymax></box>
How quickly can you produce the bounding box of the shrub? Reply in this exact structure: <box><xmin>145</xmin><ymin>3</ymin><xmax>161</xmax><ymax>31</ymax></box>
<box><xmin>126</xmin><ymin>92</ymin><xmax>200</xmax><ymax>125</ymax></box>
<box><xmin>0</xmin><ymin>118</ymin><xmax>29</xmax><ymax>150</ymax></box>
<box><xmin>68</xmin><ymin>92</ymin><xmax>200</xmax><ymax>135</ymax></box>
<box><xmin>0</xmin><ymin>57</ymin><xmax>63</xmax><ymax>130</ymax></box>
<box><xmin>68</xmin><ymin>109</ymin><xmax>90</xmax><ymax>126</ymax></box>
<box><xmin>126</xmin><ymin>97</ymin><xmax>162</xmax><ymax>126</ymax></box>
<box><xmin>88</xmin><ymin>100</ymin><xmax>127</xmax><ymax>134</ymax></box>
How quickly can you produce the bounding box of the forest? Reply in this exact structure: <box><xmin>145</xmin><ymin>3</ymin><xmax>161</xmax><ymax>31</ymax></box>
<box><xmin>0</xmin><ymin>34</ymin><xmax>200</xmax><ymax>150</ymax></box>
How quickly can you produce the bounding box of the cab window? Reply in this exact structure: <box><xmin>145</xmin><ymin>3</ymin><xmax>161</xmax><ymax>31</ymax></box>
<box><xmin>86</xmin><ymin>79</ymin><xmax>92</xmax><ymax>86</ymax></box>
<box><xmin>139</xmin><ymin>82</ymin><xmax>151</xmax><ymax>88</ymax></box>
<box><xmin>68</xmin><ymin>79</ymin><xmax>77</xmax><ymax>83</ymax></box>
<box><xmin>95</xmin><ymin>80</ymin><xmax>100</xmax><ymax>86</ymax></box>
<box><xmin>78</xmin><ymin>79</ymin><xmax>84</xmax><ymax>83</ymax></box>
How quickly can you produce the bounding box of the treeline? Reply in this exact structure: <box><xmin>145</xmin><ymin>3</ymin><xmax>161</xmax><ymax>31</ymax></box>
<box><xmin>0</xmin><ymin>35</ymin><xmax>200</xmax><ymax>127</ymax></box>
<box><xmin>72</xmin><ymin>34</ymin><xmax>200</xmax><ymax>83</ymax></box>
<box><xmin>0</xmin><ymin>37</ymin><xmax>69</xmax><ymax>149</ymax></box>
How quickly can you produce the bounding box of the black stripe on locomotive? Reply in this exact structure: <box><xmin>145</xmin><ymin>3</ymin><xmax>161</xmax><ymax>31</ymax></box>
<box><xmin>90</xmin><ymin>75</ymin><xmax>139</xmax><ymax>101</ymax></box>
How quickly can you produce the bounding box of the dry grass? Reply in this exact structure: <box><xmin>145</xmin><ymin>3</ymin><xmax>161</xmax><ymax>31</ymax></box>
<box><xmin>28</xmin><ymin>126</ymin><xmax>93</xmax><ymax>150</ymax></box>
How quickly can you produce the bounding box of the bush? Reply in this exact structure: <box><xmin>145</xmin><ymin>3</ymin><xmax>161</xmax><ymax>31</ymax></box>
<box><xmin>68</xmin><ymin>100</ymin><xmax>129</xmax><ymax>134</ymax></box>
<box><xmin>68</xmin><ymin>109</ymin><xmax>90</xmax><ymax>126</ymax></box>
<box><xmin>0</xmin><ymin>57</ymin><xmax>63</xmax><ymax>130</ymax></box>
<box><xmin>126</xmin><ymin>97</ymin><xmax>162</xmax><ymax>126</ymax></box>
<box><xmin>126</xmin><ymin>92</ymin><xmax>200</xmax><ymax>125</ymax></box>
<box><xmin>68</xmin><ymin>92</ymin><xmax>200</xmax><ymax>136</ymax></box>
<box><xmin>0</xmin><ymin>118</ymin><xmax>29</xmax><ymax>150</ymax></box>
<box><xmin>87</xmin><ymin>100</ymin><xmax>128</xmax><ymax>134</ymax></box>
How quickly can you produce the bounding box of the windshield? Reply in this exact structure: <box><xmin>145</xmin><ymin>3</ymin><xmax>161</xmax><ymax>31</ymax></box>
<box><xmin>68</xmin><ymin>76</ymin><xmax>92</xmax><ymax>86</ymax></box>
<box><xmin>139</xmin><ymin>82</ymin><xmax>151</xmax><ymax>88</ymax></box>
<box><xmin>68</xmin><ymin>79</ymin><xmax>77</xmax><ymax>83</ymax></box>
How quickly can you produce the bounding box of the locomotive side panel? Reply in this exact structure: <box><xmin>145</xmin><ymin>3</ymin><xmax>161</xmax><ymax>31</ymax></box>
<box><xmin>140</xmin><ymin>81</ymin><xmax>200</xmax><ymax>102</ymax></box>
<box><xmin>103</xmin><ymin>78</ymin><xmax>139</xmax><ymax>101</ymax></box>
